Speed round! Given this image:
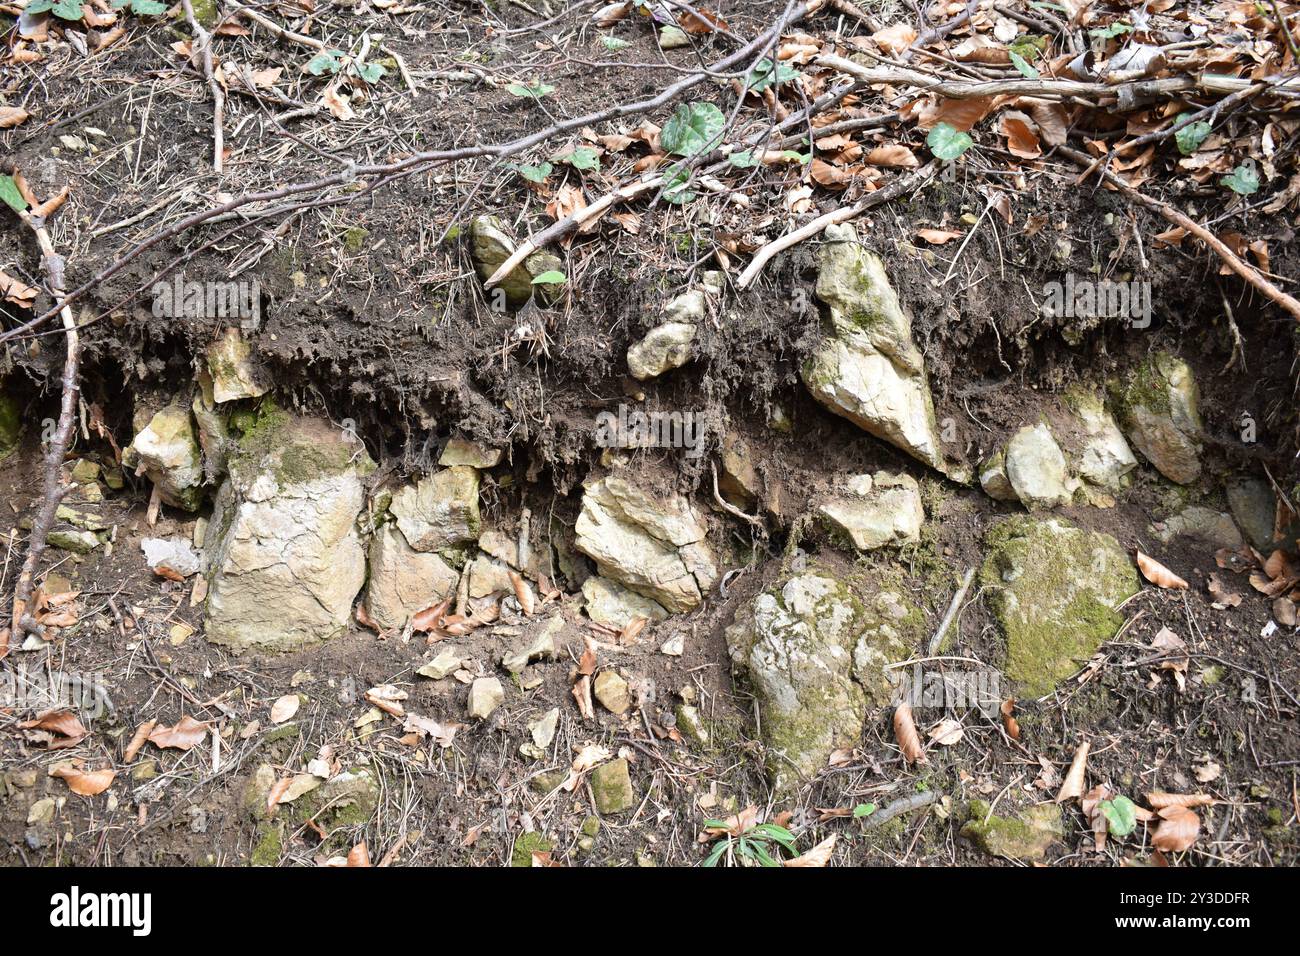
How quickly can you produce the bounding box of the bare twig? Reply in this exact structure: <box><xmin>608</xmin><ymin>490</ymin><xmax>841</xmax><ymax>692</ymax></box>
<box><xmin>181</xmin><ymin>0</ymin><xmax>225</xmax><ymax>173</ymax></box>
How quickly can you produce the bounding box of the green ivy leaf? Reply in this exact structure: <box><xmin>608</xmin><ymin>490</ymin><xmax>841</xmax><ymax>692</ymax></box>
<box><xmin>661</xmin><ymin>163</ymin><xmax>697</xmax><ymax>205</ymax></box>
<box><xmin>51</xmin><ymin>0</ymin><xmax>84</xmax><ymax>20</ymax></box>
<box><xmin>27</xmin><ymin>0</ymin><xmax>56</xmax><ymax>13</ymax></box>
<box><xmin>353</xmin><ymin>62</ymin><xmax>386</xmax><ymax>84</ymax></box>
<box><xmin>0</xmin><ymin>174</ymin><xmax>28</xmax><ymax>214</ymax></box>
<box><xmin>927</xmin><ymin>122</ymin><xmax>973</xmax><ymax>161</ymax></box>
<box><xmin>506</xmin><ymin>80</ymin><xmax>555</xmax><ymax>99</ymax></box>
<box><xmin>600</xmin><ymin>36</ymin><xmax>630</xmax><ymax>52</ymax></box>
<box><xmin>660</xmin><ymin>102</ymin><xmax>725</xmax><ymax>158</ymax></box>
<box><xmin>747</xmin><ymin>58</ymin><xmax>799</xmax><ymax>93</ymax></box>
<box><xmin>531</xmin><ymin>270</ymin><xmax>566</xmax><ymax>286</ymax></box>
<box><xmin>1089</xmin><ymin>21</ymin><xmax>1132</xmax><ymax>40</ymax></box>
<box><xmin>306</xmin><ymin>50</ymin><xmax>345</xmax><ymax>76</ymax></box>
<box><xmin>1221</xmin><ymin>162</ymin><xmax>1260</xmax><ymax>195</ymax></box>
<box><xmin>1100</xmin><ymin>796</ymin><xmax>1138</xmax><ymax>837</ymax></box>
<box><xmin>727</xmin><ymin>150</ymin><xmax>758</xmax><ymax>168</ymax></box>
<box><xmin>130</xmin><ymin>0</ymin><xmax>168</xmax><ymax>13</ymax></box>
<box><xmin>556</xmin><ymin>146</ymin><xmax>600</xmax><ymax>172</ymax></box>
<box><xmin>514</xmin><ymin>161</ymin><xmax>553</xmax><ymax>183</ymax></box>
<box><xmin>1009</xmin><ymin>50</ymin><xmax>1040</xmax><ymax>79</ymax></box>
<box><xmin>1173</xmin><ymin>114</ymin><xmax>1212</xmax><ymax>156</ymax></box>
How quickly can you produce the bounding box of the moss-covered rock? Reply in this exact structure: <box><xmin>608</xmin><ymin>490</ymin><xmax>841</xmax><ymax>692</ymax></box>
<box><xmin>591</xmin><ymin>759</ymin><xmax>635</xmax><ymax>814</ymax></box>
<box><xmin>1110</xmin><ymin>352</ymin><xmax>1202</xmax><ymax>485</ymax></box>
<box><xmin>982</xmin><ymin>516</ymin><xmax>1138</xmax><ymax>696</ymax></box>
<box><xmin>511</xmin><ymin>830</ymin><xmax>554</xmax><ymax>866</ymax></box>
<box><xmin>123</xmin><ymin>403</ymin><xmax>205</xmax><ymax>511</ymax></box>
<box><xmin>961</xmin><ymin>799</ymin><xmax>1062</xmax><ymax>861</ymax></box>
<box><xmin>725</xmin><ymin>566</ymin><xmax>916</xmax><ymax>790</ymax></box>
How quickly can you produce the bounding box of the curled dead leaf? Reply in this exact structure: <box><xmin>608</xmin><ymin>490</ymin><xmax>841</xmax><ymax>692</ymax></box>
<box><xmin>1000</xmin><ymin>698</ymin><xmax>1020</xmax><ymax>740</ymax></box>
<box><xmin>50</xmin><ymin>761</ymin><xmax>116</xmax><ymax>796</ymax></box>
<box><xmin>270</xmin><ymin>695</ymin><xmax>300</xmax><ymax>724</ymax></box>
<box><xmin>1151</xmin><ymin>805</ymin><xmax>1200</xmax><ymax>852</ymax></box>
<box><xmin>1056</xmin><ymin>739</ymin><xmax>1090</xmax><ymax>803</ymax></box>
<box><xmin>784</xmin><ymin>833</ymin><xmax>836</xmax><ymax>867</ymax></box>
<box><xmin>915</xmin><ymin>227</ymin><xmax>963</xmax><ymax>245</ymax></box>
<box><xmin>893</xmin><ymin>702</ymin><xmax>926</xmax><ymax>764</ymax></box>
<box><xmin>148</xmin><ymin>715</ymin><xmax>211</xmax><ymax>751</ymax></box>
<box><xmin>1148</xmin><ymin>791</ymin><xmax>1215</xmax><ymax>809</ymax></box>
<box><xmin>1136</xmin><ymin>551</ymin><xmax>1188</xmax><ymax>590</ymax></box>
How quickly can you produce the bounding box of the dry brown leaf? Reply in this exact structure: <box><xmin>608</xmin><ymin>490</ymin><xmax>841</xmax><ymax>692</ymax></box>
<box><xmin>410</xmin><ymin>598</ymin><xmax>450</xmax><ymax>634</ymax></box>
<box><xmin>364</xmin><ymin>684</ymin><xmax>407</xmax><ymax>717</ymax></box>
<box><xmin>346</xmin><ymin>842</ymin><xmax>372</xmax><ymax>866</ymax></box>
<box><xmin>1206</xmin><ymin>573</ymin><xmax>1242</xmax><ymax>608</ymax></box>
<box><xmin>270</xmin><ymin>695</ymin><xmax>300</xmax><ymax>724</ymax></box>
<box><xmin>592</xmin><ymin>1</ymin><xmax>629</xmax><ymax>27</ymax></box>
<box><xmin>928</xmin><ymin>717</ymin><xmax>964</xmax><ymax>746</ymax></box>
<box><xmin>572</xmin><ymin>674</ymin><xmax>594</xmax><ymax>719</ymax></box>
<box><xmin>1</xmin><ymin>270</ymin><xmax>39</xmax><ymax>309</ymax></box>
<box><xmin>699</xmin><ymin>805</ymin><xmax>760</xmax><ymax>841</ymax></box>
<box><xmin>50</xmin><ymin>762</ymin><xmax>116</xmax><ymax>796</ymax></box>
<box><xmin>0</xmin><ymin>106</ymin><xmax>29</xmax><ymax>128</ymax></box>
<box><xmin>784</xmin><ymin>833</ymin><xmax>836</xmax><ymax>867</ymax></box>
<box><xmin>916</xmin><ymin>95</ymin><xmax>996</xmax><ymax>132</ymax></box>
<box><xmin>508</xmin><ymin>570</ymin><xmax>536</xmax><ymax>616</ymax></box>
<box><xmin>865</xmin><ymin>144</ymin><xmax>918</xmax><ymax>168</ymax></box>
<box><xmin>1000</xmin><ymin>698</ymin><xmax>1020</xmax><ymax>740</ymax></box>
<box><xmin>893</xmin><ymin>702</ymin><xmax>926</xmax><ymax>764</ymax></box>
<box><xmin>124</xmin><ymin>720</ymin><xmax>156</xmax><ymax>762</ymax></box>
<box><xmin>321</xmin><ymin>86</ymin><xmax>354</xmax><ymax>121</ymax></box>
<box><xmin>1021</xmin><ymin>99</ymin><xmax>1069</xmax><ymax>146</ymax></box>
<box><xmin>1056</xmin><ymin>739</ymin><xmax>1090</xmax><ymax>803</ymax></box>
<box><xmin>1274</xmin><ymin>597</ymin><xmax>1297</xmax><ymax>626</ymax></box>
<box><xmin>810</xmin><ymin>157</ymin><xmax>860</xmax><ymax>190</ymax></box>
<box><xmin>1148</xmin><ymin>791</ymin><xmax>1215</xmax><ymax>809</ymax></box>
<box><xmin>1151</xmin><ymin>805</ymin><xmax>1200</xmax><ymax>852</ymax></box>
<box><xmin>915</xmin><ymin>227</ymin><xmax>963</xmax><ymax>245</ymax></box>
<box><xmin>872</xmin><ymin>23</ymin><xmax>917</xmax><ymax>56</ymax></box>
<box><xmin>620</xmin><ymin>615</ymin><xmax>648</xmax><ymax>644</ymax></box>
<box><xmin>1001</xmin><ymin>113</ymin><xmax>1042</xmax><ymax>159</ymax></box>
<box><xmin>18</xmin><ymin>710</ymin><xmax>87</xmax><ymax>748</ymax></box>
<box><xmin>148</xmin><ymin>715</ymin><xmax>211</xmax><ymax>751</ymax></box>
<box><xmin>403</xmin><ymin>713</ymin><xmax>462</xmax><ymax>747</ymax></box>
<box><xmin>677</xmin><ymin>9</ymin><xmax>727</xmax><ymax>34</ymax></box>
<box><xmin>1136</xmin><ymin>551</ymin><xmax>1188</xmax><ymax>590</ymax></box>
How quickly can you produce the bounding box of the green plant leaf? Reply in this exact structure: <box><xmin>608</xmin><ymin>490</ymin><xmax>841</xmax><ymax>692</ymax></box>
<box><xmin>702</xmin><ymin>838</ymin><xmax>728</xmax><ymax>867</ymax></box>
<box><xmin>1173</xmin><ymin>114</ymin><xmax>1212</xmax><ymax>156</ymax></box>
<box><xmin>51</xmin><ymin>0</ymin><xmax>84</xmax><ymax>19</ymax></box>
<box><xmin>506</xmin><ymin>80</ymin><xmax>555</xmax><ymax>99</ymax></box>
<box><xmin>661</xmin><ymin>163</ymin><xmax>697</xmax><ymax>205</ymax></box>
<box><xmin>749</xmin><ymin>840</ymin><xmax>782</xmax><ymax>867</ymax></box>
<box><xmin>514</xmin><ymin>161</ymin><xmax>553</xmax><ymax>183</ymax></box>
<box><xmin>27</xmin><ymin>0</ymin><xmax>56</xmax><ymax>13</ymax></box>
<box><xmin>600</xmin><ymin>36</ymin><xmax>630</xmax><ymax>52</ymax></box>
<box><xmin>660</xmin><ymin>102</ymin><xmax>725</xmax><ymax>158</ymax></box>
<box><xmin>130</xmin><ymin>0</ymin><xmax>168</xmax><ymax>13</ymax></box>
<box><xmin>852</xmin><ymin>803</ymin><xmax>877</xmax><ymax>818</ymax></box>
<box><xmin>306</xmin><ymin>50</ymin><xmax>344</xmax><ymax>76</ymax></box>
<box><xmin>1009</xmin><ymin>50</ymin><xmax>1039</xmax><ymax>78</ymax></box>
<box><xmin>531</xmin><ymin>270</ymin><xmax>565</xmax><ymax>286</ymax></box>
<box><xmin>728</xmin><ymin>150</ymin><xmax>758</xmax><ymax>168</ymax></box>
<box><xmin>1100</xmin><ymin>796</ymin><xmax>1138</xmax><ymax>837</ymax></box>
<box><xmin>0</xmin><ymin>175</ymin><xmax>28</xmax><ymax>214</ymax></box>
<box><xmin>927</xmin><ymin>122</ymin><xmax>973</xmax><ymax>161</ymax></box>
<box><xmin>1221</xmin><ymin>162</ymin><xmax>1260</xmax><ymax>195</ymax></box>
<box><xmin>747</xmin><ymin>58</ymin><xmax>799</xmax><ymax>93</ymax></box>
<box><xmin>555</xmin><ymin>146</ymin><xmax>600</xmax><ymax>172</ymax></box>
<box><xmin>1089</xmin><ymin>21</ymin><xmax>1132</xmax><ymax>40</ymax></box>
<box><xmin>353</xmin><ymin>62</ymin><xmax>386</xmax><ymax>84</ymax></box>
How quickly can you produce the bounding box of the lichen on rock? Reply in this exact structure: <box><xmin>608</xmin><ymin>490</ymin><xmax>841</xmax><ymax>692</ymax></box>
<box><xmin>1111</xmin><ymin>352</ymin><xmax>1202</xmax><ymax>485</ymax></box>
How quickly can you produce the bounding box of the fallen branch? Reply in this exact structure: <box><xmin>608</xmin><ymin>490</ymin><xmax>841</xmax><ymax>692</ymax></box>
<box><xmin>181</xmin><ymin>0</ymin><xmax>225</xmax><ymax>173</ymax></box>
<box><xmin>8</xmin><ymin>186</ymin><xmax>81</xmax><ymax>647</ymax></box>
<box><xmin>736</xmin><ymin>161</ymin><xmax>937</xmax><ymax>289</ymax></box>
<box><xmin>1057</xmin><ymin>145</ymin><xmax>1300</xmax><ymax>323</ymax></box>
<box><xmin>928</xmin><ymin>567</ymin><xmax>975</xmax><ymax>656</ymax></box>
<box><xmin>860</xmin><ymin>790</ymin><xmax>940</xmax><ymax>830</ymax></box>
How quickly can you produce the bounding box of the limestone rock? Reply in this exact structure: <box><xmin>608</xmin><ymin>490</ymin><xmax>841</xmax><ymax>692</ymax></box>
<box><xmin>438</xmin><ymin>438</ymin><xmax>502</xmax><ymax>469</ymax></box>
<box><xmin>207</xmin><ymin>328</ymin><xmax>268</xmax><ymax>404</ymax></box>
<box><xmin>467</xmin><ymin>677</ymin><xmax>505</xmax><ymax>719</ymax></box>
<box><xmin>417</xmin><ymin>645</ymin><xmax>464</xmax><ymax>680</ymax></box>
<box><xmin>365</xmin><ymin>523</ymin><xmax>459</xmax><ymax>630</ymax></box>
<box><xmin>125</xmin><ymin>404</ymin><xmax>205</xmax><ymax>511</ymax></box>
<box><xmin>593</xmin><ymin>671</ymin><xmax>631</xmax><ymax>715</ymax></box>
<box><xmin>1227</xmin><ymin>476</ymin><xmax>1285</xmax><ymax>551</ymax></box>
<box><xmin>1112</xmin><ymin>352</ymin><xmax>1202</xmax><ymax>484</ymax></box>
<box><xmin>675</xmin><ymin>704</ymin><xmax>709</xmax><ymax>747</ymax></box>
<box><xmin>725</xmin><ymin>570</ymin><xmax>913</xmax><ymax>790</ymax></box>
<box><xmin>981</xmin><ymin>516</ymin><xmax>1139</xmax><ymax>696</ymax></box>
<box><xmin>581</xmin><ymin>575</ymin><xmax>668</xmax><ymax>630</ymax></box>
<box><xmin>591</xmin><ymin>759</ymin><xmax>635</xmax><ymax>814</ymax></box>
<box><xmin>978</xmin><ymin>449</ymin><xmax>1018</xmax><ymax>502</ymax></box>
<box><xmin>203</xmin><ymin>413</ymin><xmax>373</xmax><ymax>653</ymax></box>
<box><xmin>962</xmin><ymin>799</ymin><xmax>1062</xmax><ymax>861</ymax></box>
<box><xmin>574</xmin><ymin>475</ymin><xmax>716</xmax><ymax>613</ymax></box>
<box><xmin>1066</xmin><ymin>390</ymin><xmax>1137</xmax><ymax>491</ymax></box>
<box><xmin>717</xmin><ymin>433</ymin><xmax>760</xmax><ymax>509</ymax></box>
<box><xmin>467</xmin><ymin>554</ymin><xmax>514</xmax><ymax>599</ymax></box>
<box><xmin>1004</xmin><ymin>424</ymin><xmax>1074</xmax><ymax>509</ymax></box>
<box><xmin>141</xmin><ymin>537</ymin><xmax>201</xmax><ymax>579</ymax></box>
<box><xmin>469</xmin><ymin>216</ymin><xmax>556</xmax><ymax>310</ymax></box>
<box><xmin>802</xmin><ymin>224</ymin><xmax>958</xmax><ymax>478</ymax></box>
<box><xmin>390</xmin><ymin>466</ymin><xmax>480</xmax><ymax>552</ymax></box>
<box><xmin>1151</xmin><ymin>506</ymin><xmax>1243</xmax><ymax>550</ymax></box>
<box><xmin>627</xmin><ymin>322</ymin><xmax>697</xmax><ymax>380</ymax></box>
<box><xmin>818</xmin><ymin>471</ymin><xmax>924</xmax><ymax>549</ymax></box>
<box><xmin>501</xmin><ymin>616</ymin><xmax>562</xmax><ymax>673</ymax></box>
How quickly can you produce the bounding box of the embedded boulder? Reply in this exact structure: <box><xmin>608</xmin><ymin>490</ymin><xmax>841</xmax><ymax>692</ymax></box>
<box><xmin>1111</xmin><ymin>352</ymin><xmax>1202</xmax><ymax>484</ymax></box>
<box><xmin>801</xmin><ymin>224</ymin><xmax>959</xmax><ymax>479</ymax></box>
<box><xmin>1065</xmin><ymin>390</ymin><xmax>1137</xmax><ymax>491</ymax></box>
<box><xmin>124</xmin><ymin>404</ymin><xmax>205</xmax><ymax>511</ymax></box>
<box><xmin>469</xmin><ymin>216</ymin><xmax>561</xmax><ymax>310</ymax></box>
<box><xmin>207</xmin><ymin>327</ymin><xmax>268</xmax><ymax>404</ymax></box>
<box><xmin>725</xmin><ymin>570</ymin><xmax>915</xmax><ymax>790</ymax></box>
<box><xmin>390</xmin><ymin>466</ymin><xmax>480</xmax><ymax>552</ymax></box>
<box><xmin>627</xmin><ymin>322</ymin><xmax>697</xmax><ymax>380</ymax></box>
<box><xmin>1004</xmin><ymin>424</ymin><xmax>1074</xmax><ymax>509</ymax></box>
<box><xmin>582</xmin><ymin>575</ymin><xmax>668</xmax><ymax>630</ymax></box>
<box><xmin>203</xmin><ymin>413</ymin><xmax>373</xmax><ymax>652</ymax></box>
<box><xmin>818</xmin><ymin>472</ymin><xmax>924</xmax><ymax>549</ymax></box>
<box><xmin>962</xmin><ymin>799</ymin><xmax>1063</xmax><ymax>862</ymax></box>
<box><xmin>981</xmin><ymin>516</ymin><xmax>1139</xmax><ymax>696</ymax></box>
<box><xmin>365</xmin><ymin>523</ymin><xmax>459</xmax><ymax>630</ymax></box>
<box><xmin>574</xmin><ymin>475</ymin><xmax>717</xmax><ymax>613</ymax></box>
